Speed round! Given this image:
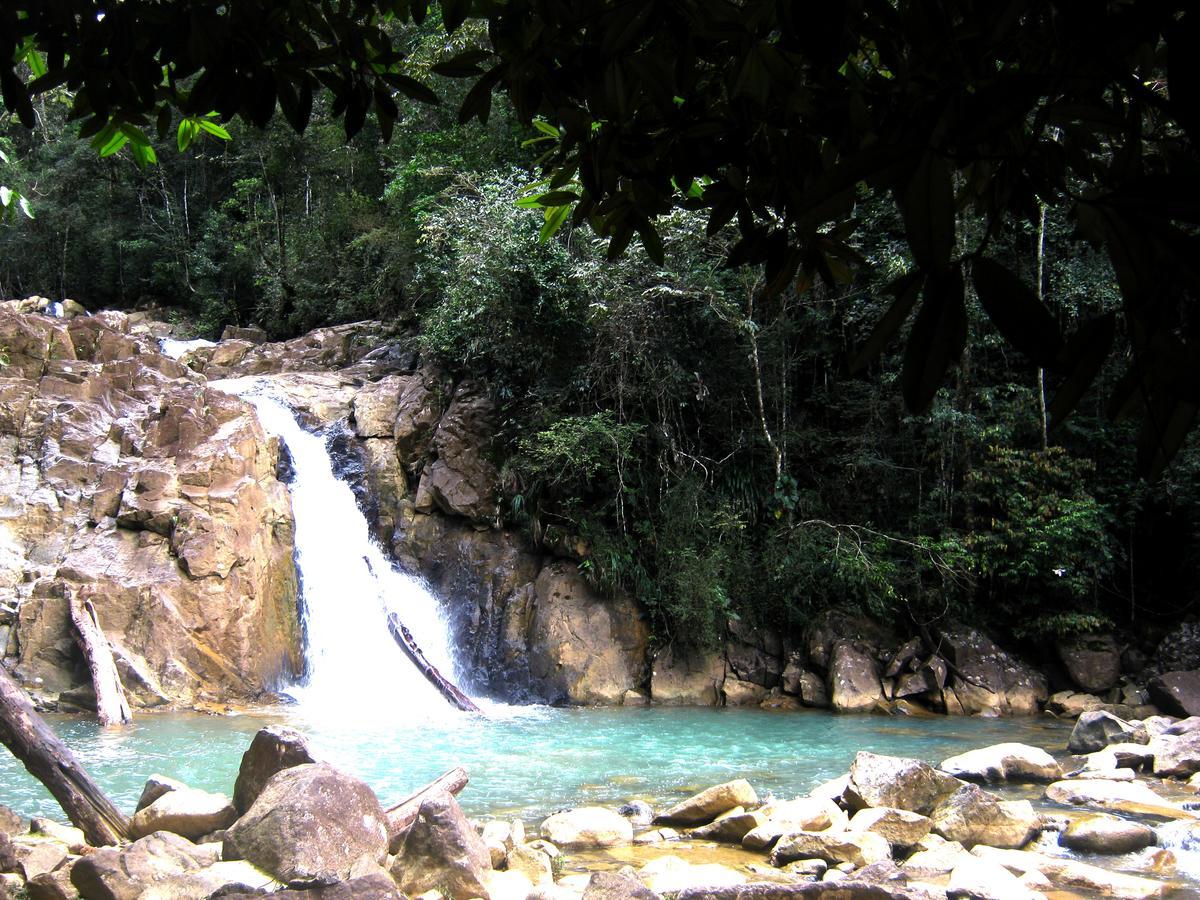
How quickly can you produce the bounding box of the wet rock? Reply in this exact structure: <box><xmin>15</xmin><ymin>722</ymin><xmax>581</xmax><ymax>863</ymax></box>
<box><xmin>1068</xmin><ymin>710</ymin><xmax>1147</xmax><ymax>753</ymax></box>
<box><xmin>656</xmin><ymin>779</ymin><xmax>758</xmax><ymax>826</ymax></box>
<box><xmin>931</xmin><ymin>784</ymin><xmax>1038</xmax><ymax>849</ymax></box>
<box><xmin>527</xmin><ymin>562</ymin><xmax>649</xmax><ymax>705</ymax></box>
<box><xmin>1059</xmin><ymin>814</ymin><xmax>1156</xmax><ymax>854</ymax></box>
<box><xmin>232</xmin><ymin>726</ymin><xmax>318</xmax><ymax>815</ymax></box>
<box><xmin>390</xmin><ymin>791</ymin><xmax>491</xmax><ymax>899</ymax></box>
<box><xmin>1058</xmin><ymin>632</ymin><xmax>1121</xmax><ymax>694</ymax></box>
<box><xmin>541</xmin><ymin>807</ymin><xmax>633</xmax><ymax>849</ymax></box>
<box><xmin>1149</xmin><ymin>670</ymin><xmax>1200</xmax><ymax>718</ymax></box>
<box><xmin>692</xmin><ymin>808</ymin><xmax>764</xmax><ymax>843</ymax></box>
<box><xmin>742</xmin><ymin>799</ymin><xmax>846</xmax><ymax>851</ymax></box>
<box><xmin>947</xmin><ymin>855</ymin><xmax>1040</xmax><ymax>900</ymax></box>
<box><xmin>582</xmin><ymin>871</ymin><xmax>660</xmax><ymax>900</ymax></box>
<box><xmin>769</xmin><ymin>831</ymin><xmax>891</xmax><ymax>868</ymax></box>
<box><xmin>846</xmin><ymin>808</ymin><xmax>931</xmax><ymax>851</ymax></box>
<box><xmin>223</xmin><ymin>763</ymin><xmax>388</xmax><ymax>884</ymax></box>
<box><xmin>827</xmin><ymin>642</ymin><xmax>882</xmax><ymax>712</ymax></box>
<box><xmin>1045</xmin><ymin>779</ymin><xmax>1192</xmax><ymax>818</ymax></box>
<box><xmin>1151</xmin><ymin>729</ymin><xmax>1200</xmax><ymax>777</ymax></box>
<box><xmin>71</xmin><ymin>831</ymin><xmax>210</xmax><ymax>899</ymax></box>
<box><xmin>618</xmin><ymin>801</ymin><xmax>655</xmax><ymax>826</ymax></box>
<box><xmin>845</xmin><ymin>751</ymin><xmax>962</xmax><ymax>816</ymax></box>
<box><xmin>129</xmin><ymin>787</ymin><xmax>237</xmax><ymax>840</ymax></box>
<box><xmin>940</xmin><ymin>743</ymin><xmax>1061</xmax><ymax>783</ymax></box>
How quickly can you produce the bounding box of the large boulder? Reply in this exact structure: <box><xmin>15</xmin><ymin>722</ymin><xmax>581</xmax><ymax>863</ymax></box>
<box><xmin>128</xmin><ymin>787</ymin><xmax>237</xmax><ymax>840</ymax></box>
<box><xmin>769</xmin><ymin>830</ymin><xmax>891</xmax><ymax>868</ymax></box>
<box><xmin>1045</xmin><ymin>778</ymin><xmax>1193</xmax><ymax>818</ymax></box>
<box><xmin>939</xmin><ymin>743</ymin><xmax>1061</xmax><ymax>783</ymax></box>
<box><xmin>846</xmin><ymin>751</ymin><xmax>962</xmax><ymax>816</ymax></box>
<box><xmin>1151</xmin><ymin>729</ymin><xmax>1200</xmax><ymax>777</ymax></box>
<box><xmin>656</xmin><ymin>780</ymin><xmax>758</xmax><ymax>826</ymax></box>
<box><xmin>540</xmin><ymin>808</ymin><xmax>633</xmax><ymax>849</ymax></box>
<box><xmin>741</xmin><ymin>798</ymin><xmax>845</xmax><ymax>851</ymax></box>
<box><xmin>937</xmin><ymin>627</ymin><xmax>1048</xmax><ymax>716</ymax></box>
<box><xmin>389</xmin><ymin>791</ymin><xmax>491</xmax><ymax>899</ymax></box>
<box><xmin>651</xmin><ymin>645</ymin><xmax>726</xmax><ymax>706</ymax></box>
<box><xmin>1068</xmin><ymin>711</ymin><xmax>1146</xmax><ymax>753</ymax></box>
<box><xmin>827</xmin><ymin>641</ymin><xmax>882</xmax><ymax>712</ymax></box>
<box><xmin>526</xmin><ymin>562</ymin><xmax>649</xmax><ymax>705</ymax></box>
<box><xmin>223</xmin><ymin>763</ymin><xmax>388</xmax><ymax>884</ymax></box>
<box><xmin>71</xmin><ymin>831</ymin><xmax>211</xmax><ymax>899</ymax></box>
<box><xmin>232</xmin><ymin>726</ymin><xmax>318</xmax><ymax>815</ymax></box>
<box><xmin>0</xmin><ymin>309</ymin><xmax>301</xmax><ymax>708</ymax></box>
<box><xmin>1057</xmin><ymin>632</ymin><xmax>1121</xmax><ymax>694</ymax></box>
<box><xmin>1149</xmin><ymin>670</ymin><xmax>1200</xmax><ymax>718</ymax></box>
<box><xmin>930</xmin><ymin>785</ymin><xmax>1039</xmax><ymax>849</ymax></box>
<box><xmin>1059</xmin><ymin>814</ymin><xmax>1155</xmax><ymax>855</ymax></box>
<box><xmin>947</xmin><ymin>855</ymin><xmax>1040</xmax><ymax>900</ymax></box>
<box><xmin>846</xmin><ymin>808</ymin><xmax>932</xmax><ymax>851</ymax></box>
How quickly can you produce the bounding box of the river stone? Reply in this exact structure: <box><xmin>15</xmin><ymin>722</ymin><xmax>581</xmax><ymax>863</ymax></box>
<box><xmin>769</xmin><ymin>831</ymin><xmax>891</xmax><ymax>868</ymax></box>
<box><xmin>1058</xmin><ymin>632</ymin><xmax>1121</xmax><ymax>694</ymax></box>
<box><xmin>136</xmin><ymin>860</ymin><xmax>283</xmax><ymax>899</ymax></box>
<box><xmin>902</xmin><ymin>835</ymin><xmax>972</xmax><ymax>878</ymax></box>
<box><xmin>582</xmin><ymin>870</ymin><xmax>660</xmax><ymax>900</ymax></box>
<box><xmin>1151</xmin><ymin>729</ymin><xmax>1200</xmax><ymax>777</ymax></box>
<box><xmin>1082</xmin><ymin>741</ymin><xmax>1155</xmax><ymax>773</ymax></box>
<box><xmin>1068</xmin><ymin>710</ymin><xmax>1146</xmax><ymax>753</ymax></box>
<box><xmin>129</xmin><ymin>787</ymin><xmax>237</xmax><ymax>840</ymax></box>
<box><xmin>506</xmin><ymin>843</ymin><xmax>553</xmax><ymax>884</ymax></box>
<box><xmin>1059</xmin><ymin>814</ymin><xmax>1156</xmax><ymax>854</ymax></box>
<box><xmin>931</xmin><ymin>785</ymin><xmax>1038</xmax><ymax>849</ymax></box>
<box><xmin>1149</xmin><ymin>670</ymin><xmax>1200</xmax><ymax>718</ymax></box>
<box><xmin>1044</xmin><ymin>778</ymin><xmax>1192</xmax><ymax>818</ymax></box>
<box><xmin>970</xmin><ymin>845</ymin><xmax>1172</xmax><ymax>899</ymax></box>
<box><xmin>30</xmin><ymin>819</ymin><xmax>87</xmax><ymax>855</ymax></box>
<box><xmin>1047</xmin><ymin>690</ymin><xmax>1106</xmax><ymax>717</ymax></box>
<box><xmin>828</xmin><ymin>641</ymin><xmax>882</xmax><ymax>712</ymax></box>
<box><xmin>742</xmin><ymin>799</ymin><xmax>845</xmax><ymax>851</ymax></box>
<box><xmin>947</xmin><ymin>855</ymin><xmax>1039</xmax><ymax>900</ymax></box>
<box><xmin>232</xmin><ymin>726</ymin><xmax>317</xmax><ymax>815</ymax></box>
<box><xmin>220</xmin><ymin>870</ymin><xmax>403</xmax><ymax>898</ymax></box>
<box><xmin>71</xmin><ymin>831</ymin><xmax>210</xmax><ymax>899</ymax></box>
<box><xmin>0</xmin><ymin>807</ymin><xmax>22</xmax><ymax>838</ymax></box>
<box><xmin>939</xmin><ymin>743</ymin><xmax>1061</xmax><ymax>783</ymax></box>
<box><xmin>8</xmin><ymin>838</ymin><xmax>69</xmax><ymax>880</ymax></box>
<box><xmin>846</xmin><ymin>808</ymin><xmax>931</xmax><ymax>851</ymax></box>
<box><xmin>846</xmin><ymin>751</ymin><xmax>962</xmax><ymax>815</ymax></box>
<box><xmin>26</xmin><ymin>865</ymin><xmax>80</xmax><ymax>900</ymax></box>
<box><xmin>390</xmin><ymin>790</ymin><xmax>491</xmax><ymax>899</ymax></box>
<box><xmin>692</xmin><ymin>809</ymin><xmax>764</xmax><ymax>842</ymax></box>
<box><xmin>0</xmin><ymin>833</ymin><xmax>15</xmax><ymax>874</ymax></box>
<box><xmin>541</xmin><ymin>807</ymin><xmax>633</xmax><ymax>849</ymax></box>
<box><xmin>656</xmin><ymin>780</ymin><xmax>758</xmax><ymax>826</ymax></box>
<box><xmin>638</xmin><ymin>855</ymin><xmax>747</xmax><ymax>893</ymax></box>
<box><xmin>223</xmin><ymin>763</ymin><xmax>388</xmax><ymax>884</ymax></box>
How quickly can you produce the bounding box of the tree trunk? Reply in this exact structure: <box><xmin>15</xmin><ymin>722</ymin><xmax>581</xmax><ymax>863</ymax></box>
<box><xmin>68</xmin><ymin>593</ymin><xmax>132</xmax><ymax>727</ymax></box>
<box><xmin>0</xmin><ymin>664</ymin><xmax>130</xmax><ymax>845</ymax></box>
<box><xmin>385</xmin><ymin>765</ymin><xmax>469</xmax><ymax>850</ymax></box>
<box><xmin>386</xmin><ymin>613</ymin><xmax>480</xmax><ymax>713</ymax></box>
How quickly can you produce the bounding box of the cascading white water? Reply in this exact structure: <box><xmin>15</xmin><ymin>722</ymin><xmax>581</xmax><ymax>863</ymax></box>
<box><xmin>212</xmin><ymin>378</ymin><xmax>471</xmax><ymax>720</ymax></box>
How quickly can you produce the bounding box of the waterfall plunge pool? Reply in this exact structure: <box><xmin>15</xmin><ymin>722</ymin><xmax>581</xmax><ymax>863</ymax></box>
<box><xmin>0</xmin><ymin>705</ymin><xmax>1072</xmax><ymax>823</ymax></box>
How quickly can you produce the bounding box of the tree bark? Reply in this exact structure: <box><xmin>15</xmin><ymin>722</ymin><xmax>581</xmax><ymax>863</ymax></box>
<box><xmin>386</xmin><ymin>613</ymin><xmax>480</xmax><ymax>713</ymax></box>
<box><xmin>0</xmin><ymin>664</ymin><xmax>130</xmax><ymax>845</ymax></box>
<box><xmin>69</xmin><ymin>593</ymin><xmax>132</xmax><ymax>727</ymax></box>
<box><xmin>385</xmin><ymin>765</ymin><xmax>469</xmax><ymax>851</ymax></box>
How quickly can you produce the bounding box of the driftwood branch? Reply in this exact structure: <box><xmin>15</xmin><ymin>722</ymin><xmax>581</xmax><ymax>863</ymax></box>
<box><xmin>386</xmin><ymin>612</ymin><xmax>480</xmax><ymax>713</ymax></box>
<box><xmin>385</xmin><ymin>765</ymin><xmax>469</xmax><ymax>852</ymax></box>
<box><xmin>0</xmin><ymin>663</ymin><xmax>130</xmax><ymax>845</ymax></box>
<box><xmin>69</xmin><ymin>593</ymin><xmax>132</xmax><ymax>726</ymax></box>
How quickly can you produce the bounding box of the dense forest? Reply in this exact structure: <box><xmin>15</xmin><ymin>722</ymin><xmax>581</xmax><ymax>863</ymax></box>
<box><xmin>2</xmin><ymin>13</ymin><xmax>1198</xmax><ymax>658</ymax></box>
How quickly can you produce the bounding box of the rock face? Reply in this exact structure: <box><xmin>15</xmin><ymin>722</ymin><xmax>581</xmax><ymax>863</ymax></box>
<box><xmin>935</xmin><ymin>627</ymin><xmax>1048</xmax><ymax>716</ymax></box>
<box><xmin>1149</xmin><ymin>670</ymin><xmax>1200</xmax><ymax>718</ymax></box>
<box><xmin>0</xmin><ymin>309</ymin><xmax>300</xmax><ymax>707</ymax></box>
<box><xmin>1058</xmin><ymin>632</ymin><xmax>1121</xmax><ymax>694</ymax></box>
<box><xmin>223</xmin><ymin>763</ymin><xmax>388</xmax><ymax>884</ymax></box>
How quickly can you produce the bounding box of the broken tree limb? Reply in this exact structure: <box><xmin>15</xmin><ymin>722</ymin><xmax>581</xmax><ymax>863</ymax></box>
<box><xmin>69</xmin><ymin>593</ymin><xmax>132</xmax><ymax>726</ymax></box>
<box><xmin>385</xmin><ymin>765</ymin><xmax>469</xmax><ymax>851</ymax></box>
<box><xmin>0</xmin><ymin>662</ymin><xmax>130</xmax><ymax>846</ymax></box>
<box><xmin>386</xmin><ymin>612</ymin><xmax>480</xmax><ymax>713</ymax></box>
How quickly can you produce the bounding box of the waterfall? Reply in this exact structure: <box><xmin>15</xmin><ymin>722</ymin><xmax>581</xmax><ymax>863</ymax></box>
<box><xmin>212</xmin><ymin>378</ymin><xmax>471</xmax><ymax>719</ymax></box>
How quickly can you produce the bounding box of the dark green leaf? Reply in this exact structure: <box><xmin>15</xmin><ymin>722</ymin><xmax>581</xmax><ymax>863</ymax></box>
<box><xmin>901</xmin><ymin>267</ymin><xmax>967</xmax><ymax>410</ymax></box>
<box><xmin>903</xmin><ymin>153</ymin><xmax>955</xmax><ymax>272</ymax></box>
<box><xmin>972</xmin><ymin>257</ymin><xmax>1063</xmax><ymax>367</ymax></box>
<box><xmin>1048</xmin><ymin>313</ymin><xmax>1117</xmax><ymax>428</ymax></box>
<box><xmin>850</xmin><ymin>271</ymin><xmax>925</xmax><ymax>373</ymax></box>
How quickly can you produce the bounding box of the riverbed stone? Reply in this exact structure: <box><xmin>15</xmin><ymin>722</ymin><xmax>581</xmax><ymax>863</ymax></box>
<box><xmin>136</xmin><ymin>859</ymin><xmax>283</xmax><ymax>899</ymax></box>
<box><xmin>232</xmin><ymin>726</ymin><xmax>319</xmax><ymax>815</ymax></box>
<box><xmin>828</xmin><ymin>642</ymin><xmax>882</xmax><ymax>712</ymax></box>
<box><xmin>902</xmin><ymin>835</ymin><xmax>972</xmax><ymax>878</ymax></box>
<box><xmin>129</xmin><ymin>786</ymin><xmax>237</xmax><ymax>841</ymax></box>
<box><xmin>846</xmin><ymin>751</ymin><xmax>962</xmax><ymax>816</ymax></box>
<box><xmin>1151</xmin><ymin>728</ymin><xmax>1200</xmax><ymax>777</ymax></box>
<box><xmin>846</xmin><ymin>808</ymin><xmax>931</xmax><ymax>851</ymax></box>
<box><xmin>692</xmin><ymin>808</ymin><xmax>765</xmax><ymax>842</ymax></box>
<box><xmin>770</xmin><ymin>831</ymin><xmax>891</xmax><ymax>868</ymax></box>
<box><xmin>931</xmin><ymin>785</ymin><xmax>1038</xmax><ymax>849</ymax></box>
<box><xmin>1149</xmin><ymin>670</ymin><xmax>1200</xmax><ymax>718</ymax></box>
<box><xmin>940</xmin><ymin>743</ymin><xmax>1061</xmax><ymax>783</ymax></box>
<box><xmin>8</xmin><ymin>838</ymin><xmax>68</xmax><ymax>880</ymax></box>
<box><xmin>71</xmin><ymin>831</ymin><xmax>210</xmax><ymax>899</ymax></box>
<box><xmin>656</xmin><ymin>779</ymin><xmax>758</xmax><ymax>826</ymax></box>
<box><xmin>26</xmin><ymin>865</ymin><xmax>80</xmax><ymax>900</ymax></box>
<box><xmin>1045</xmin><ymin>778</ymin><xmax>1192</xmax><ymax>818</ymax></box>
<box><xmin>390</xmin><ymin>791</ymin><xmax>492</xmax><ymax>899</ymax></box>
<box><xmin>505</xmin><ymin>844</ymin><xmax>553</xmax><ymax>885</ymax></box>
<box><xmin>0</xmin><ymin>808</ymin><xmax>21</xmax><ymax>838</ymax></box>
<box><xmin>971</xmin><ymin>845</ymin><xmax>1173</xmax><ymax>899</ymax></box>
<box><xmin>948</xmin><ymin>855</ymin><xmax>1040</xmax><ymax>900</ymax></box>
<box><xmin>1047</xmin><ymin>690</ymin><xmax>1106</xmax><ymax>717</ymax></box>
<box><xmin>1058</xmin><ymin>632</ymin><xmax>1121</xmax><ymax>694</ymax></box>
<box><xmin>1068</xmin><ymin>710</ymin><xmax>1146</xmax><ymax>753</ymax></box>
<box><xmin>223</xmin><ymin>763</ymin><xmax>388</xmax><ymax>884</ymax></box>
<box><xmin>541</xmin><ymin>807</ymin><xmax>633</xmax><ymax>849</ymax></box>
<box><xmin>742</xmin><ymin>799</ymin><xmax>846</xmax><ymax>851</ymax></box>
<box><xmin>1059</xmin><ymin>813</ymin><xmax>1156</xmax><ymax>854</ymax></box>
<box><xmin>639</xmin><ymin>855</ymin><xmax>747</xmax><ymax>894</ymax></box>
<box><xmin>581</xmin><ymin>871</ymin><xmax>660</xmax><ymax>900</ymax></box>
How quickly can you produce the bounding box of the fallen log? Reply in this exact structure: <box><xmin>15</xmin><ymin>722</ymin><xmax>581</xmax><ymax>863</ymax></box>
<box><xmin>69</xmin><ymin>593</ymin><xmax>132</xmax><ymax>726</ymax></box>
<box><xmin>386</xmin><ymin>612</ymin><xmax>480</xmax><ymax>713</ymax></box>
<box><xmin>386</xmin><ymin>765</ymin><xmax>469</xmax><ymax>851</ymax></box>
<box><xmin>0</xmin><ymin>662</ymin><xmax>130</xmax><ymax>845</ymax></box>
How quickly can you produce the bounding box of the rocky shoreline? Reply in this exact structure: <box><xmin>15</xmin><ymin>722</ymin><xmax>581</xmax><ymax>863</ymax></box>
<box><xmin>5</xmin><ymin>708</ymin><xmax>1200</xmax><ymax>899</ymax></box>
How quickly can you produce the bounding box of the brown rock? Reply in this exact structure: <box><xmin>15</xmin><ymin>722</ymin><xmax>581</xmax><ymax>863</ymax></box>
<box><xmin>939</xmin><ymin>743</ymin><xmax>1061</xmax><ymax>783</ymax></box>
<box><xmin>846</xmin><ymin>808</ymin><xmax>931</xmax><ymax>851</ymax></box>
<box><xmin>583</xmin><ymin>871</ymin><xmax>661</xmax><ymax>900</ymax></box>
<box><xmin>656</xmin><ymin>780</ymin><xmax>758</xmax><ymax>826</ymax></box>
<box><xmin>930</xmin><ymin>785</ymin><xmax>1038</xmax><ymax>849</ymax></box>
<box><xmin>652</xmin><ymin>645</ymin><xmax>726</xmax><ymax>706</ymax></box>
<box><xmin>71</xmin><ymin>831</ymin><xmax>210</xmax><ymax>900</ymax></box>
<box><xmin>1151</xmin><ymin>729</ymin><xmax>1200</xmax><ymax>777</ymax></box>
<box><xmin>828</xmin><ymin>642</ymin><xmax>882</xmax><ymax>712</ymax></box>
<box><xmin>232</xmin><ymin>726</ymin><xmax>318</xmax><ymax>815</ymax></box>
<box><xmin>742</xmin><ymin>799</ymin><xmax>845</xmax><ymax>851</ymax></box>
<box><xmin>846</xmin><ymin>751</ymin><xmax>962</xmax><ymax>816</ymax></box>
<box><xmin>128</xmin><ymin>787</ymin><xmax>237</xmax><ymax>841</ymax></box>
<box><xmin>26</xmin><ymin>865</ymin><xmax>80</xmax><ymax>900</ymax></box>
<box><xmin>1060</xmin><ymin>814</ymin><xmax>1156</xmax><ymax>854</ymax></box>
<box><xmin>1149</xmin><ymin>670</ymin><xmax>1200</xmax><ymax>718</ymax></box>
<box><xmin>390</xmin><ymin>791</ymin><xmax>491</xmax><ymax>899</ymax></box>
<box><xmin>416</xmin><ymin>384</ymin><xmax>499</xmax><ymax>522</ymax></box>
<box><xmin>938</xmin><ymin>627</ymin><xmax>1047</xmax><ymax>716</ymax></box>
<box><xmin>223</xmin><ymin>763</ymin><xmax>388</xmax><ymax>884</ymax></box>
<box><xmin>723</xmin><ymin>678</ymin><xmax>769</xmax><ymax>706</ymax></box>
<box><xmin>769</xmin><ymin>831</ymin><xmax>891</xmax><ymax>868</ymax></box>
<box><xmin>1057</xmin><ymin>632</ymin><xmax>1121</xmax><ymax>694</ymax></box>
